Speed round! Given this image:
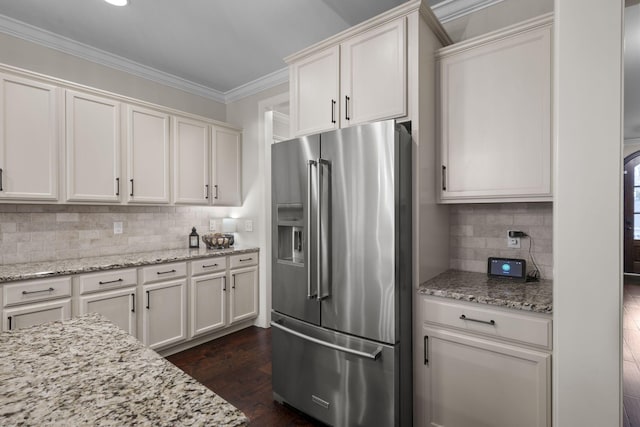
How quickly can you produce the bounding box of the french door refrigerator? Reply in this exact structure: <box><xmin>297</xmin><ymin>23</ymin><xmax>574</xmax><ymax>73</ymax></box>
<box><xmin>271</xmin><ymin>119</ymin><xmax>412</xmax><ymax>427</ymax></box>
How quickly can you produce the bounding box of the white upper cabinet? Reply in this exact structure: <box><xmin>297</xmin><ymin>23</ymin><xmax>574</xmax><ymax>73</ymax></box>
<box><xmin>125</xmin><ymin>105</ymin><xmax>170</xmax><ymax>204</ymax></box>
<box><xmin>0</xmin><ymin>74</ymin><xmax>59</xmax><ymax>201</ymax></box>
<box><xmin>340</xmin><ymin>18</ymin><xmax>406</xmax><ymax>127</ymax></box>
<box><xmin>290</xmin><ymin>46</ymin><xmax>340</xmax><ymax>136</ymax></box>
<box><xmin>211</xmin><ymin>126</ymin><xmax>242</xmax><ymax>206</ymax></box>
<box><xmin>438</xmin><ymin>15</ymin><xmax>553</xmax><ymax>203</ymax></box>
<box><xmin>173</xmin><ymin>116</ymin><xmax>210</xmax><ymax>205</ymax></box>
<box><xmin>288</xmin><ymin>16</ymin><xmax>407</xmax><ymax>137</ymax></box>
<box><xmin>66</xmin><ymin>90</ymin><xmax>121</xmax><ymax>203</ymax></box>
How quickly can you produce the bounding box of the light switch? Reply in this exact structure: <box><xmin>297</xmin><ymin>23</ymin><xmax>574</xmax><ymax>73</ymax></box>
<box><xmin>244</xmin><ymin>220</ymin><xmax>253</xmax><ymax>232</ymax></box>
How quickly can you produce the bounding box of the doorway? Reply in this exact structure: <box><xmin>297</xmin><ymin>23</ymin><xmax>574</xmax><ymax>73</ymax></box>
<box><xmin>625</xmin><ymin>152</ymin><xmax>640</xmax><ymax>274</ymax></box>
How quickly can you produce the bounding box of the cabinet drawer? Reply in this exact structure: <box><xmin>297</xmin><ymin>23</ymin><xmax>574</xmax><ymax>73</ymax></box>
<box><xmin>229</xmin><ymin>252</ymin><xmax>258</xmax><ymax>269</ymax></box>
<box><xmin>3</xmin><ymin>276</ymin><xmax>72</xmax><ymax>307</ymax></box>
<box><xmin>79</xmin><ymin>268</ymin><xmax>137</xmax><ymax>295</ymax></box>
<box><xmin>422</xmin><ymin>297</ymin><xmax>552</xmax><ymax>349</ymax></box>
<box><xmin>141</xmin><ymin>262</ymin><xmax>187</xmax><ymax>284</ymax></box>
<box><xmin>191</xmin><ymin>257</ymin><xmax>227</xmax><ymax>276</ymax></box>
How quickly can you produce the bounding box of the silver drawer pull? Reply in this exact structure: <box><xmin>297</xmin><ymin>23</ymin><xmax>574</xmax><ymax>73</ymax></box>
<box><xmin>459</xmin><ymin>314</ymin><xmax>495</xmax><ymax>326</ymax></box>
<box><xmin>99</xmin><ymin>278</ymin><xmax>123</xmax><ymax>285</ymax></box>
<box><xmin>22</xmin><ymin>287</ymin><xmax>54</xmax><ymax>295</ymax></box>
<box><xmin>156</xmin><ymin>269</ymin><xmax>177</xmax><ymax>275</ymax></box>
<box><xmin>239</xmin><ymin>257</ymin><xmax>253</xmax><ymax>262</ymax></box>
<box><xmin>202</xmin><ymin>264</ymin><xmax>218</xmax><ymax>268</ymax></box>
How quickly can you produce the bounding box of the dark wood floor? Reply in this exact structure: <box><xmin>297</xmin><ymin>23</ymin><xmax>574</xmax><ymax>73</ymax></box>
<box><xmin>624</xmin><ymin>276</ymin><xmax>640</xmax><ymax>426</ymax></box>
<box><xmin>167</xmin><ymin>327</ymin><xmax>325</xmax><ymax>426</ymax></box>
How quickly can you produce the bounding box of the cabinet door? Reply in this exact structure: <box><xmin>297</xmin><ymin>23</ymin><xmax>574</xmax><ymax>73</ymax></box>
<box><xmin>340</xmin><ymin>18</ymin><xmax>406</xmax><ymax>127</ymax></box>
<box><xmin>173</xmin><ymin>116</ymin><xmax>209</xmax><ymax>204</ymax></box>
<box><xmin>126</xmin><ymin>105</ymin><xmax>170</xmax><ymax>204</ymax></box>
<box><xmin>229</xmin><ymin>266</ymin><xmax>258</xmax><ymax>324</ymax></box>
<box><xmin>142</xmin><ymin>279</ymin><xmax>187</xmax><ymax>350</ymax></box>
<box><xmin>66</xmin><ymin>90</ymin><xmax>120</xmax><ymax>202</ymax></box>
<box><xmin>439</xmin><ymin>24</ymin><xmax>552</xmax><ymax>201</ymax></box>
<box><xmin>290</xmin><ymin>46</ymin><xmax>340</xmax><ymax>137</ymax></box>
<box><xmin>189</xmin><ymin>272</ymin><xmax>227</xmax><ymax>338</ymax></box>
<box><xmin>0</xmin><ymin>74</ymin><xmax>59</xmax><ymax>201</ymax></box>
<box><xmin>211</xmin><ymin>126</ymin><xmax>242</xmax><ymax>206</ymax></box>
<box><xmin>79</xmin><ymin>288</ymin><xmax>137</xmax><ymax>337</ymax></box>
<box><xmin>422</xmin><ymin>327</ymin><xmax>550</xmax><ymax>427</ymax></box>
<box><xmin>3</xmin><ymin>299</ymin><xmax>71</xmax><ymax>331</ymax></box>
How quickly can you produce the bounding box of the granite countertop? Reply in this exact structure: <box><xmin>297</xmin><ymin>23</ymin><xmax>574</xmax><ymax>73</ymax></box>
<box><xmin>419</xmin><ymin>270</ymin><xmax>553</xmax><ymax>314</ymax></box>
<box><xmin>0</xmin><ymin>246</ymin><xmax>260</xmax><ymax>283</ymax></box>
<box><xmin>0</xmin><ymin>313</ymin><xmax>249</xmax><ymax>426</ymax></box>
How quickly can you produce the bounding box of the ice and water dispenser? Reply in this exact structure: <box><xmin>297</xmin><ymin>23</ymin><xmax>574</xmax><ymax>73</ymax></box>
<box><xmin>276</xmin><ymin>204</ymin><xmax>304</xmax><ymax>264</ymax></box>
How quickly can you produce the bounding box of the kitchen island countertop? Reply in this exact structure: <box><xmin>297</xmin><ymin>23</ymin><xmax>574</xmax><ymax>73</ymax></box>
<box><xmin>419</xmin><ymin>269</ymin><xmax>553</xmax><ymax>313</ymax></box>
<box><xmin>0</xmin><ymin>246</ymin><xmax>259</xmax><ymax>283</ymax></box>
<box><xmin>0</xmin><ymin>313</ymin><xmax>248</xmax><ymax>426</ymax></box>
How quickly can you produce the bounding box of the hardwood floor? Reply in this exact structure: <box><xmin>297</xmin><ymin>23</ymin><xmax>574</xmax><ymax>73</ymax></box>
<box><xmin>166</xmin><ymin>327</ymin><xmax>325</xmax><ymax>426</ymax></box>
<box><xmin>624</xmin><ymin>276</ymin><xmax>640</xmax><ymax>426</ymax></box>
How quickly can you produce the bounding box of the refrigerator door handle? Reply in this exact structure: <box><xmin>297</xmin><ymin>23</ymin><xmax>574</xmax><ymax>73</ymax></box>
<box><xmin>270</xmin><ymin>320</ymin><xmax>382</xmax><ymax>360</ymax></box>
<box><xmin>307</xmin><ymin>159</ymin><xmax>318</xmax><ymax>300</ymax></box>
<box><xmin>317</xmin><ymin>158</ymin><xmax>330</xmax><ymax>301</ymax></box>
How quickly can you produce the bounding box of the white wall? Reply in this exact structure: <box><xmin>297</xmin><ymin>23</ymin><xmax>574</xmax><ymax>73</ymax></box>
<box><xmin>0</xmin><ymin>32</ymin><xmax>227</xmax><ymax>120</ymax></box>
<box><xmin>226</xmin><ymin>83</ymin><xmax>289</xmax><ymax>328</ymax></box>
<box><xmin>553</xmin><ymin>1</ymin><xmax>623</xmax><ymax>426</ymax></box>
<box><xmin>443</xmin><ymin>0</ymin><xmax>554</xmax><ymax>42</ymax></box>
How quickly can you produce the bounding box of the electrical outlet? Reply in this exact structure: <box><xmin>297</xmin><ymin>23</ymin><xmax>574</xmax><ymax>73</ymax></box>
<box><xmin>507</xmin><ymin>237</ymin><xmax>521</xmax><ymax>249</ymax></box>
<box><xmin>244</xmin><ymin>220</ymin><xmax>253</xmax><ymax>232</ymax></box>
<box><xmin>113</xmin><ymin>221</ymin><xmax>123</xmax><ymax>235</ymax></box>
<box><xmin>209</xmin><ymin>219</ymin><xmax>217</xmax><ymax>232</ymax></box>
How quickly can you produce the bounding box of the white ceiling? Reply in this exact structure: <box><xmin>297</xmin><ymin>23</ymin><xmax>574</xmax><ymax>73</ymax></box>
<box><xmin>0</xmin><ymin>0</ymin><xmax>408</xmax><ymax>97</ymax></box>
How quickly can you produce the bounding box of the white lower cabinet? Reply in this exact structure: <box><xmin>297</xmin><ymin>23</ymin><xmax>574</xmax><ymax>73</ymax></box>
<box><xmin>419</xmin><ymin>297</ymin><xmax>552</xmax><ymax>427</ymax></box>
<box><xmin>4</xmin><ymin>299</ymin><xmax>71</xmax><ymax>331</ymax></box>
<box><xmin>422</xmin><ymin>327</ymin><xmax>550</xmax><ymax>427</ymax></box>
<box><xmin>189</xmin><ymin>272</ymin><xmax>227</xmax><ymax>338</ymax></box>
<box><xmin>142</xmin><ymin>279</ymin><xmax>187</xmax><ymax>350</ymax></box>
<box><xmin>2</xmin><ymin>276</ymin><xmax>72</xmax><ymax>331</ymax></box>
<box><xmin>78</xmin><ymin>288</ymin><xmax>136</xmax><ymax>337</ymax></box>
<box><xmin>0</xmin><ymin>251</ymin><xmax>258</xmax><ymax>352</ymax></box>
<box><xmin>229</xmin><ymin>265</ymin><xmax>258</xmax><ymax>324</ymax></box>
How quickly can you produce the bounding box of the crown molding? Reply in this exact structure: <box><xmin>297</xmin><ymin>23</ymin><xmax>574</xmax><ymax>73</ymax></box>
<box><xmin>432</xmin><ymin>0</ymin><xmax>505</xmax><ymax>24</ymax></box>
<box><xmin>0</xmin><ymin>14</ymin><xmax>289</xmax><ymax>104</ymax></box>
<box><xmin>224</xmin><ymin>67</ymin><xmax>289</xmax><ymax>104</ymax></box>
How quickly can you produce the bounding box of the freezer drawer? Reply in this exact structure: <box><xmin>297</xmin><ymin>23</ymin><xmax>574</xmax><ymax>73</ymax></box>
<box><xmin>271</xmin><ymin>312</ymin><xmax>401</xmax><ymax>427</ymax></box>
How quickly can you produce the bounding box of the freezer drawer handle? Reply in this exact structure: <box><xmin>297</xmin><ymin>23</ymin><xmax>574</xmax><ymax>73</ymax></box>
<box><xmin>270</xmin><ymin>320</ymin><xmax>382</xmax><ymax>360</ymax></box>
<box><xmin>459</xmin><ymin>314</ymin><xmax>495</xmax><ymax>326</ymax></box>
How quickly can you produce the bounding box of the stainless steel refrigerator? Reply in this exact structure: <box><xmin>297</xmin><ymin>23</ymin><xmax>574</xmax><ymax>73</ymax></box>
<box><xmin>270</xmin><ymin>119</ymin><xmax>412</xmax><ymax>427</ymax></box>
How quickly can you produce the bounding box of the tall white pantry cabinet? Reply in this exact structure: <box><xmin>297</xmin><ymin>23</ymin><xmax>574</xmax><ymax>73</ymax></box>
<box><xmin>0</xmin><ymin>65</ymin><xmax>242</xmax><ymax>206</ymax></box>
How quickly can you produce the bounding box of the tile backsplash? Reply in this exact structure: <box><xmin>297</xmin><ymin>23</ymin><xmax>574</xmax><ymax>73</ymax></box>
<box><xmin>450</xmin><ymin>203</ymin><xmax>553</xmax><ymax>279</ymax></box>
<box><xmin>0</xmin><ymin>204</ymin><xmax>223</xmax><ymax>265</ymax></box>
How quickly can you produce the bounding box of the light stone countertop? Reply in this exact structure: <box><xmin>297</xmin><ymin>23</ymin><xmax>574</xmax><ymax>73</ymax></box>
<box><xmin>0</xmin><ymin>246</ymin><xmax>259</xmax><ymax>283</ymax></box>
<box><xmin>0</xmin><ymin>313</ymin><xmax>249</xmax><ymax>426</ymax></box>
<box><xmin>419</xmin><ymin>269</ymin><xmax>553</xmax><ymax>313</ymax></box>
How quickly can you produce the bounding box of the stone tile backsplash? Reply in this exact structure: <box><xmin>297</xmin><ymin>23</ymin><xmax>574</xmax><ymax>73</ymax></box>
<box><xmin>0</xmin><ymin>204</ymin><xmax>222</xmax><ymax>265</ymax></box>
<box><xmin>450</xmin><ymin>203</ymin><xmax>553</xmax><ymax>279</ymax></box>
